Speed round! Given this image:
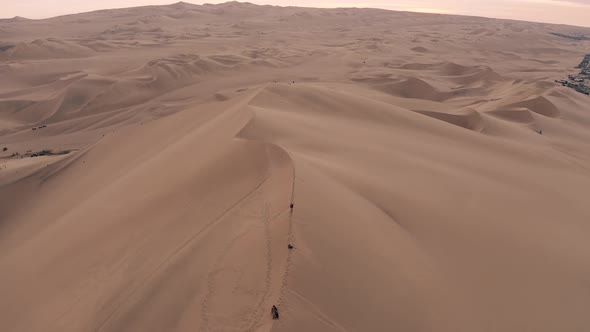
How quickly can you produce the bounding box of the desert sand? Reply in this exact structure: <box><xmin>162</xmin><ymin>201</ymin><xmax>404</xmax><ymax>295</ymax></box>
<box><xmin>1</xmin><ymin>2</ymin><xmax>590</xmax><ymax>331</ymax></box>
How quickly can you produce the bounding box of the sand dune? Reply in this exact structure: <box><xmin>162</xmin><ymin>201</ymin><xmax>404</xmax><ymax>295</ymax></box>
<box><xmin>508</xmin><ymin>95</ymin><xmax>561</xmax><ymax>118</ymax></box>
<box><xmin>1</xmin><ymin>2</ymin><xmax>590</xmax><ymax>332</ymax></box>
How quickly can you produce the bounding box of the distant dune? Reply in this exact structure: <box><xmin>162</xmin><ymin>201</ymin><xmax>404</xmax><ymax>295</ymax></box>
<box><xmin>1</xmin><ymin>2</ymin><xmax>590</xmax><ymax>332</ymax></box>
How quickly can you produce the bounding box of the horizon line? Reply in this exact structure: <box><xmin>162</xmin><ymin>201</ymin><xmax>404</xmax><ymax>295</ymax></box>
<box><xmin>2</xmin><ymin>1</ymin><xmax>590</xmax><ymax>29</ymax></box>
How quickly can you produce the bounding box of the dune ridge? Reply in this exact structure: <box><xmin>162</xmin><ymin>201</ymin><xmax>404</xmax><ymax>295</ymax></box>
<box><xmin>1</xmin><ymin>2</ymin><xmax>590</xmax><ymax>332</ymax></box>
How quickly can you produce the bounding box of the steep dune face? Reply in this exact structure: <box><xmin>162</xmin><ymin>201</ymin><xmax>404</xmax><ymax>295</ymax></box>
<box><xmin>0</xmin><ymin>38</ymin><xmax>95</xmax><ymax>60</ymax></box>
<box><xmin>1</xmin><ymin>2</ymin><xmax>590</xmax><ymax>332</ymax></box>
<box><xmin>0</xmin><ymin>92</ymin><xmax>295</xmax><ymax>332</ymax></box>
<box><xmin>240</xmin><ymin>83</ymin><xmax>590</xmax><ymax>331</ymax></box>
<box><xmin>509</xmin><ymin>96</ymin><xmax>561</xmax><ymax>118</ymax></box>
<box><xmin>377</xmin><ymin>77</ymin><xmax>446</xmax><ymax>101</ymax></box>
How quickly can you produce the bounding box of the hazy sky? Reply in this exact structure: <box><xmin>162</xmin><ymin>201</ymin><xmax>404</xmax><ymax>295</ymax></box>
<box><xmin>1</xmin><ymin>0</ymin><xmax>589</xmax><ymax>27</ymax></box>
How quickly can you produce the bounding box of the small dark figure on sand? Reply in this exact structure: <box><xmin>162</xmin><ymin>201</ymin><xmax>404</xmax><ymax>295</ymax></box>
<box><xmin>288</xmin><ymin>244</ymin><xmax>294</xmax><ymax>250</ymax></box>
<box><xmin>271</xmin><ymin>305</ymin><xmax>280</xmax><ymax>320</ymax></box>
<box><xmin>290</xmin><ymin>202</ymin><xmax>294</xmax><ymax>211</ymax></box>
<box><xmin>539</xmin><ymin>130</ymin><xmax>543</xmax><ymax>135</ymax></box>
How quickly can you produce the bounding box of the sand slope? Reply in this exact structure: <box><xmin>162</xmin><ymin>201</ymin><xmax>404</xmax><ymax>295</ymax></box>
<box><xmin>1</xmin><ymin>2</ymin><xmax>590</xmax><ymax>331</ymax></box>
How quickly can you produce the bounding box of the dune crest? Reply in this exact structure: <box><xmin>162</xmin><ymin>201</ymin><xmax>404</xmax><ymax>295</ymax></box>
<box><xmin>1</xmin><ymin>2</ymin><xmax>590</xmax><ymax>332</ymax></box>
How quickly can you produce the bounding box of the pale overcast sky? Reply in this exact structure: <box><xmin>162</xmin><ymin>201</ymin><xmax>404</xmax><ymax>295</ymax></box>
<box><xmin>1</xmin><ymin>0</ymin><xmax>589</xmax><ymax>27</ymax></box>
